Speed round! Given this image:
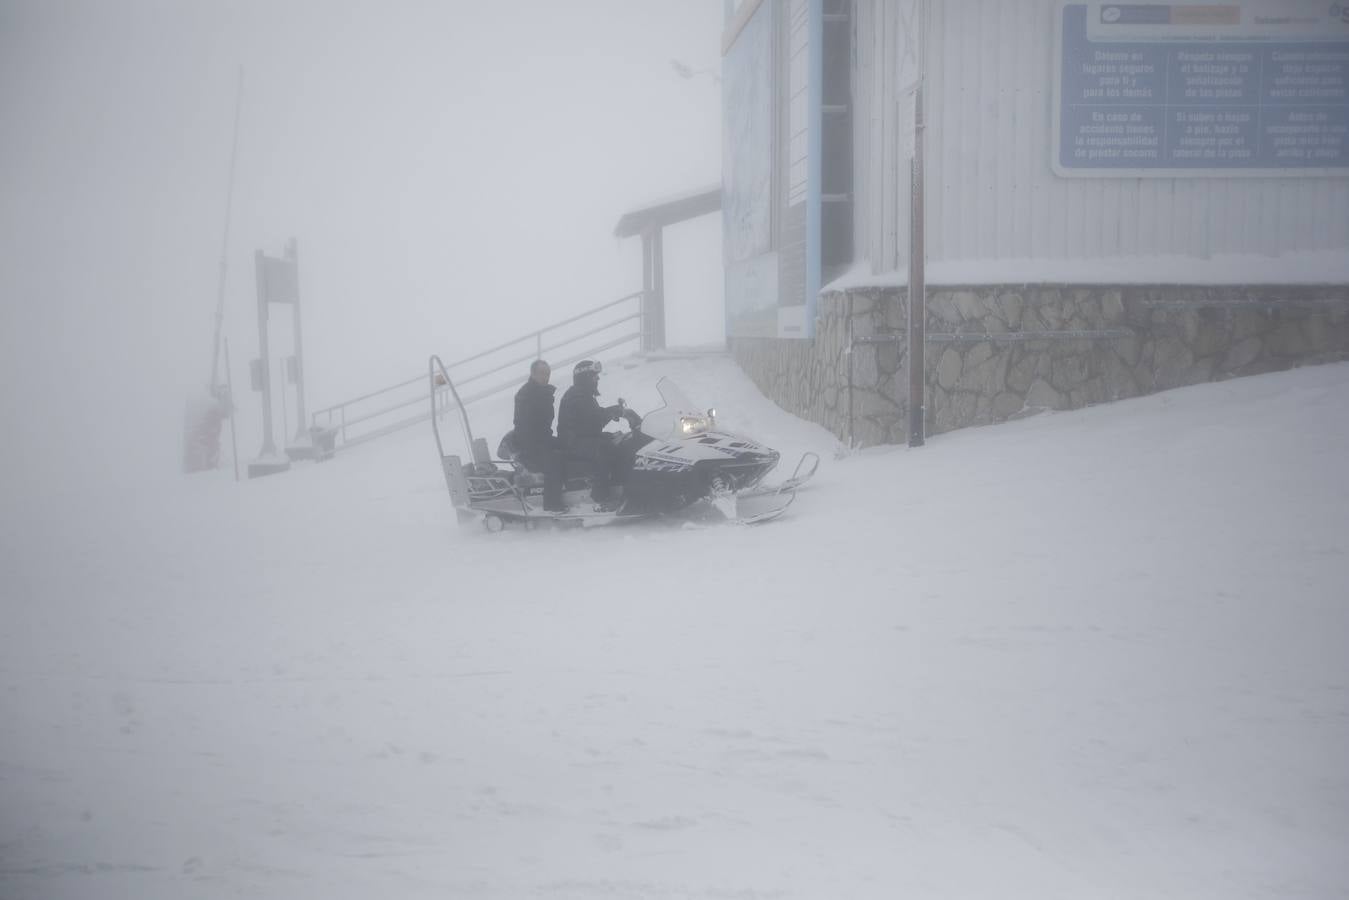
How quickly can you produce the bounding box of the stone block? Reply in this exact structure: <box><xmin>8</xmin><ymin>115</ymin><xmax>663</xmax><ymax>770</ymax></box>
<box><xmin>1115</xmin><ymin>331</ymin><xmax>1142</xmax><ymax>367</ymax></box>
<box><xmin>1222</xmin><ymin>336</ymin><xmax>1262</xmax><ymax>372</ymax></box>
<box><xmin>1232</xmin><ymin>307</ymin><xmax>1275</xmax><ymax>341</ymax></box>
<box><xmin>1078</xmin><ymin>294</ymin><xmax>1103</xmax><ymax>325</ymax></box>
<box><xmin>853</xmin><ymin>345</ymin><xmax>879</xmax><ymax>388</ymax></box>
<box><xmin>1008</xmin><ymin>353</ymin><xmax>1038</xmax><ymax>393</ymax></box>
<box><xmin>1177</xmin><ymin>309</ymin><xmax>1201</xmax><ymax>344</ymax></box>
<box><xmin>878</xmin><ymin>342</ymin><xmax>900</xmax><ymax>375</ymax></box>
<box><xmin>1266</xmin><ymin>320</ymin><xmax>1307</xmax><ymax>357</ymax></box>
<box><xmin>928</xmin><ymin>295</ymin><xmax>964</xmax><ymax>325</ymax></box>
<box><xmin>860</xmin><ymin>382</ymin><xmax>901</xmax><ymax>413</ymax></box>
<box><xmin>991</xmin><ymin>390</ymin><xmax>1024</xmax><ymax>420</ymax></box>
<box><xmin>1304</xmin><ymin>314</ymin><xmax>1335</xmax><ymax>353</ymax></box>
<box><xmin>1153</xmin><ymin>336</ymin><xmax>1194</xmax><ymax>388</ymax></box>
<box><xmin>1101</xmin><ymin>289</ymin><xmax>1125</xmax><ymax>322</ymax></box>
<box><xmin>1020</xmin><ymin>303</ymin><xmax>1047</xmax><ymax>331</ymax></box>
<box><xmin>1190</xmin><ymin>308</ymin><xmax>1232</xmax><ymax>358</ymax></box>
<box><xmin>952</xmin><ymin>290</ymin><xmax>985</xmax><ymax>321</ymax></box>
<box><xmin>850</xmin><ymin>313</ymin><xmax>876</xmax><ymax>339</ymax></box>
<box><xmin>1254</xmin><ymin>357</ymin><xmax>1295</xmax><ymax>377</ymax></box>
<box><xmin>1040</xmin><ymin>301</ymin><xmax>1066</xmax><ymax>330</ymax></box>
<box><xmin>1069</xmin><ymin>377</ymin><xmax>1108</xmax><ymax>408</ymax></box>
<box><xmin>1184</xmin><ymin>357</ymin><xmax>1215</xmax><ymax>385</ymax></box>
<box><xmin>1050</xmin><ymin>353</ymin><xmax>1090</xmax><ymax>390</ymax></box>
<box><xmin>964</xmin><ymin>340</ymin><xmax>995</xmax><ymax>369</ymax></box>
<box><xmin>998</xmin><ymin>292</ymin><xmax>1025</xmax><ymax>330</ymax></box>
<box><xmin>1101</xmin><ymin>352</ymin><xmax>1140</xmax><ymax>399</ymax></box>
<box><xmin>947</xmin><ymin>391</ymin><xmax>980</xmax><ymax>428</ymax></box>
<box><xmin>936</xmin><ymin>347</ymin><xmax>963</xmax><ymax>390</ymax></box>
<box><xmin>956</xmin><ymin>350</ymin><xmax>1010</xmax><ymax>397</ymax></box>
<box><xmin>930</xmin><ymin>383</ymin><xmax>949</xmax><ymax>415</ymax></box>
<box><xmin>884</xmin><ymin>292</ymin><xmax>907</xmax><ymax>330</ymax></box>
<box><xmin>1025</xmin><ymin>377</ymin><xmax>1068</xmax><ymax>410</ymax></box>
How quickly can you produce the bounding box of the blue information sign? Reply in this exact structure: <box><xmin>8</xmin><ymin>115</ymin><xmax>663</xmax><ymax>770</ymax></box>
<box><xmin>1054</xmin><ymin>2</ymin><xmax>1349</xmax><ymax>175</ymax></box>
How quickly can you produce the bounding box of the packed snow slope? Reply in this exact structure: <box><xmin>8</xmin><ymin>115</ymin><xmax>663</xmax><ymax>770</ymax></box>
<box><xmin>3</xmin><ymin>356</ymin><xmax>1347</xmax><ymax>899</ymax></box>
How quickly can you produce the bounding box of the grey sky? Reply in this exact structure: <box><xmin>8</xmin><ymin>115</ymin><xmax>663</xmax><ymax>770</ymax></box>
<box><xmin>0</xmin><ymin>0</ymin><xmax>723</xmax><ymax>488</ymax></box>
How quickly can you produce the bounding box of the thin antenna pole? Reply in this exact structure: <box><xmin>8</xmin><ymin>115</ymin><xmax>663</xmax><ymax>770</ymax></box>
<box><xmin>907</xmin><ymin>1</ymin><xmax>927</xmax><ymax>448</ymax></box>
<box><xmin>224</xmin><ymin>338</ymin><xmax>240</xmax><ymax>482</ymax></box>
<box><xmin>210</xmin><ymin>67</ymin><xmax>244</xmax><ymax>388</ymax></box>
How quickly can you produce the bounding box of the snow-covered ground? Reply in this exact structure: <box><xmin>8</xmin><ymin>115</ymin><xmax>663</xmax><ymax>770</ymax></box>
<box><xmin>3</xmin><ymin>357</ymin><xmax>1347</xmax><ymax>899</ymax></box>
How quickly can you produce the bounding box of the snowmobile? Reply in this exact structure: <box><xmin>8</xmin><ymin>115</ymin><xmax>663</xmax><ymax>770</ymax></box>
<box><xmin>428</xmin><ymin>355</ymin><xmax>818</xmax><ymax>530</ymax></box>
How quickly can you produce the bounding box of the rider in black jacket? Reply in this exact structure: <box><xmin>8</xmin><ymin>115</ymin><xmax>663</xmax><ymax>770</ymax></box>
<box><xmin>557</xmin><ymin>359</ymin><xmax>637</xmax><ymax>506</ymax></box>
<box><xmin>513</xmin><ymin>360</ymin><xmax>565</xmax><ymax>511</ymax></box>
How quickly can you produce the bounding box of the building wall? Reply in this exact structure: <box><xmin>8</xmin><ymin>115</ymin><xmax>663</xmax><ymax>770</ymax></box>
<box><xmin>849</xmin><ymin>0</ymin><xmax>1349</xmax><ymax>278</ymax></box>
<box><xmin>733</xmin><ymin>284</ymin><xmax>1349</xmax><ymax>446</ymax></box>
<box><xmin>730</xmin><ymin>1</ymin><xmax>1349</xmax><ymax>447</ymax></box>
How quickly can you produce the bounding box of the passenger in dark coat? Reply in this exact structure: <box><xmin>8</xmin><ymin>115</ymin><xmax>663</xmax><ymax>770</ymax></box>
<box><xmin>513</xmin><ymin>360</ymin><xmax>565</xmax><ymax>511</ymax></box>
<box><xmin>557</xmin><ymin>359</ymin><xmax>632</xmax><ymax>506</ymax></box>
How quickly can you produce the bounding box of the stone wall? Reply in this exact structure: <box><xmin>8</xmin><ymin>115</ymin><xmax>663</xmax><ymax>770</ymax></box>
<box><xmin>731</xmin><ymin>284</ymin><xmax>1349</xmax><ymax>447</ymax></box>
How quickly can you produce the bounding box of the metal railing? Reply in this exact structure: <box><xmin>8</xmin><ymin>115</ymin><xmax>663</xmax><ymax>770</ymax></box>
<box><xmin>311</xmin><ymin>291</ymin><xmax>645</xmax><ymax>450</ymax></box>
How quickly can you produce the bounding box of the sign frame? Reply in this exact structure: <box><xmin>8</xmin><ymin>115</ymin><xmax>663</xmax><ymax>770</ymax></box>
<box><xmin>1052</xmin><ymin>0</ymin><xmax>1349</xmax><ymax>178</ymax></box>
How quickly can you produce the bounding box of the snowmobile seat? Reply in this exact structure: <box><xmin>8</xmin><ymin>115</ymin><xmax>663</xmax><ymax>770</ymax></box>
<box><xmin>495</xmin><ymin>430</ymin><xmax>594</xmax><ymax>492</ymax></box>
<box><xmin>495</xmin><ymin>431</ymin><xmax>548</xmax><ymax>487</ymax></box>
<box><xmin>496</xmin><ymin>431</ymin><xmax>521</xmax><ymax>462</ymax></box>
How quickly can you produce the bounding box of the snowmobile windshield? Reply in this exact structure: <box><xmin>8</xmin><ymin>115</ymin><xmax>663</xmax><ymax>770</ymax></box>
<box><xmin>639</xmin><ymin>378</ymin><xmax>716</xmax><ymax>440</ymax></box>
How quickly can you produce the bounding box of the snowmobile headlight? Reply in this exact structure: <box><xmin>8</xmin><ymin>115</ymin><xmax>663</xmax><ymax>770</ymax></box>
<box><xmin>679</xmin><ymin>415</ymin><xmax>712</xmax><ymax>436</ymax></box>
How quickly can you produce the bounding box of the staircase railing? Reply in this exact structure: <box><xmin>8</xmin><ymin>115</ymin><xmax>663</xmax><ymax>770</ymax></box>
<box><xmin>310</xmin><ymin>291</ymin><xmax>645</xmax><ymax>450</ymax></box>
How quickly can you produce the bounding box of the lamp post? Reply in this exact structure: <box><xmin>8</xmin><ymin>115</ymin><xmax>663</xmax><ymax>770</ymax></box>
<box><xmin>670</xmin><ymin>59</ymin><xmax>721</xmax><ymax>85</ymax></box>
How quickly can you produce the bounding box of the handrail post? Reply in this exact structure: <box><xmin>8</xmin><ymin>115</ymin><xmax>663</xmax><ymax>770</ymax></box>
<box><xmin>637</xmin><ymin>291</ymin><xmax>645</xmax><ymax>353</ymax></box>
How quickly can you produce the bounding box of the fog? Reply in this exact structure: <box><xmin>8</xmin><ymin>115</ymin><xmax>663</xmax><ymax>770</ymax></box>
<box><xmin>0</xmin><ymin>0</ymin><xmax>724</xmax><ymax>496</ymax></box>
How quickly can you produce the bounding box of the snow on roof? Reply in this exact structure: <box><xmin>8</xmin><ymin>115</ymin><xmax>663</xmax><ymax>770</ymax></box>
<box><xmin>613</xmin><ymin>184</ymin><xmax>721</xmax><ymax>237</ymax></box>
<box><xmin>823</xmin><ymin>250</ymin><xmax>1349</xmax><ymax>292</ymax></box>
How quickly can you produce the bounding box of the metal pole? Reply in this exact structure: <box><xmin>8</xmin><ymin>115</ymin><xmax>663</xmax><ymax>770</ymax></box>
<box><xmin>255</xmin><ymin>250</ymin><xmax>277</xmax><ymax>457</ymax></box>
<box><xmin>224</xmin><ymin>337</ymin><xmax>240</xmax><ymax>482</ymax></box>
<box><xmin>279</xmin><ymin>356</ymin><xmax>289</xmax><ymax>442</ymax></box>
<box><xmin>652</xmin><ymin>227</ymin><xmax>666</xmax><ymax>351</ymax></box>
<box><xmin>288</xmin><ymin>238</ymin><xmax>308</xmax><ymax>443</ymax></box>
<box><xmin>209</xmin><ymin>68</ymin><xmax>244</xmax><ymax>390</ymax></box>
<box><xmin>906</xmin><ymin>9</ymin><xmax>927</xmax><ymax>448</ymax></box>
<box><xmin>641</xmin><ymin>230</ymin><xmax>654</xmax><ymax>352</ymax></box>
<box><xmin>847</xmin><ymin>314</ymin><xmax>855</xmax><ymax>449</ymax></box>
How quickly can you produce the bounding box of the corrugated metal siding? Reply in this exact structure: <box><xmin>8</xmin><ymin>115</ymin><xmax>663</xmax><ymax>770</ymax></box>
<box><xmin>850</xmin><ymin>0</ymin><xmax>1349</xmax><ymax>275</ymax></box>
<box><xmin>851</xmin><ymin>0</ymin><xmax>919</xmax><ymax>273</ymax></box>
<box><xmin>787</xmin><ymin>0</ymin><xmax>810</xmax><ymax>206</ymax></box>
